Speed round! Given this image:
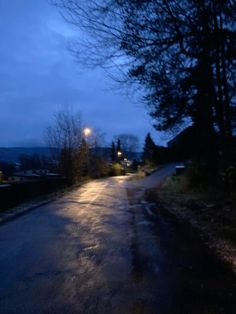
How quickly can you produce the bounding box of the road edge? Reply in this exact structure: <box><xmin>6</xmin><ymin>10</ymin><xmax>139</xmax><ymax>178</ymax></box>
<box><xmin>0</xmin><ymin>184</ymin><xmax>83</xmax><ymax>226</ymax></box>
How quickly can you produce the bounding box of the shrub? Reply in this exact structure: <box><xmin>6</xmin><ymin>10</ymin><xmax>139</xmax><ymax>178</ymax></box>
<box><xmin>109</xmin><ymin>163</ymin><xmax>125</xmax><ymax>176</ymax></box>
<box><xmin>89</xmin><ymin>156</ymin><xmax>110</xmax><ymax>178</ymax></box>
<box><xmin>220</xmin><ymin>165</ymin><xmax>236</xmax><ymax>187</ymax></box>
<box><xmin>185</xmin><ymin>162</ymin><xmax>212</xmax><ymax>187</ymax></box>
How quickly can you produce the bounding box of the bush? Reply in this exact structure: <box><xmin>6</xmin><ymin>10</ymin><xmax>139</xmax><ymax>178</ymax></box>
<box><xmin>185</xmin><ymin>162</ymin><xmax>212</xmax><ymax>187</ymax></box>
<box><xmin>220</xmin><ymin>165</ymin><xmax>236</xmax><ymax>187</ymax></box>
<box><xmin>88</xmin><ymin>156</ymin><xmax>110</xmax><ymax>178</ymax></box>
<box><xmin>161</xmin><ymin>175</ymin><xmax>188</xmax><ymax>193</ymax></box>
<box><xmin>109</xmin><ymin>163</ymin><xmax>125</xmax><ymax>176</ymax></box>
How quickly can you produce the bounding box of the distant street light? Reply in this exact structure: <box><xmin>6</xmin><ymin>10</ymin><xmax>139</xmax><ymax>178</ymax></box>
<box><xmin>117</xmin><ymin>151</ymin><xmax>122</xmax><ymax>157</ymax></box>
<box><xmin>83</xmin><ymin>127</ymin><xmax>92</xmax><ymax>137</ymax></box>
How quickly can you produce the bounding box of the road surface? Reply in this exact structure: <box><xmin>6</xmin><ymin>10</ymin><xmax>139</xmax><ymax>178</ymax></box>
<box><xmin>0</xmin><ymin>164</ymin><xmax>235</xmax><ymax>313</ymax></box>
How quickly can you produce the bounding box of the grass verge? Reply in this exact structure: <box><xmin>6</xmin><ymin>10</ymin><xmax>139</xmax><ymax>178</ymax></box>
<box><xmin>145</xmin><ymin>174</ymin><xmax>236</xmax><ymax>273</ymax></box>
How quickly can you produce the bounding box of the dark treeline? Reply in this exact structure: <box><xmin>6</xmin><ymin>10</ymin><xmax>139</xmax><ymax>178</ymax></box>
<box><xmin>45</xmin><ymin>111</ymin><xmax>111</xmax><ymax>183</ymax></box>
<box><xmin>142</xmin><ymin>133</ymin><xmax>173</xmax><ymax>166</ymax></box>
<box><xmin>53</xmin><ymin>0</ymin><xmax>236</xmax><ymax>181</ymax></box>
<box><xmin>118</xmin><ymin>0</ymin><xmax>236</xmax><ymax>173</ymax></box>
<box><xmin>19</xmin><ymin>153</ymin><xmax>49</xmax><ymax>171</ymax></box>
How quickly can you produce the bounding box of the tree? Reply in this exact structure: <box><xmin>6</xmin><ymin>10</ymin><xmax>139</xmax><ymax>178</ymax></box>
<box><xmin>45</xmin><ymin>110</ymin><xmax>83</xmax><ymax>182</ymax></box>
<box><xmin>115</xmin><ymin>134</ymin><xmax>139</xmax><ymax>154</ymax></box>
<box><xmin>111</xmin><ymin>141</ymin><xmax>116</xmax><ymax>162</ymax></box>
<box><xmin>116</xmin><ymin>138</ymin><xmax>122</xmax><ymax>153</ymax></box>
<box><xmin>84</xmin><ymin>127</ymin><xmax>105</xmax><ymax>149</ymax></box>
<box><xmin>53</xmin><ymin>0</ymin><xmax>236</xmax><ymax>172</ymax></box>
<box><xmin>76</xmin><ymin>138</ymin><xmax>89</xmax><ymax>177</ymax></box>
<box><xmin>143</xmin><ymin>133</ymin><xmax>156</xmax><ymax>166</ymax></box>
<box><xmin>116</xmin><ymin>0</ymin><xmax>235</xmax><ymax>170</ymax></box>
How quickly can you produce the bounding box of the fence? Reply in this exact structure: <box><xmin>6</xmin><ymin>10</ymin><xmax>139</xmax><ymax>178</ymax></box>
<box><xmin>0</xmin><ymin>178</ymin><xmax>68</xmax><ymax>211</ymax></box>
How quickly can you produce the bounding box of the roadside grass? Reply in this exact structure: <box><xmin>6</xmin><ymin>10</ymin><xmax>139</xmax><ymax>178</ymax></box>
<box><xmin>146</xmin><ymin>173</ymin><xmax>236</xmax><ymax>271</ymax></box>
<box><xmin>162</xmin><ymin>174</ymin><xmax>236</xmax><ymax>245</ymax></box>
<box><xmin>161</xmin><ymin>174</ymin><xmax>189</xmax><ymax>193</ymax></box>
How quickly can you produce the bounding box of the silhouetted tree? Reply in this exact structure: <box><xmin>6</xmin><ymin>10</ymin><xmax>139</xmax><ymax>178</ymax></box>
<box><xmin>111</xmin><ymin>141</ymin><xmax>116</xmax><ymax>162</ymax></box>
<box><xmin>115</xmin><ymin>134</ymin><xmax>139</xmax><ymax>154</ymax></box>
<box><xmin>76</xmin><ymin>138</ymin><xmax>90</xmax><ymax>177</ymax></box>
<box><xmin>117</xmin><ymin>139</ymin><xmax>121</xmax><ymax>153</ymax></box>
<box><xmin>45</xmin><ymin>110</ymin><xmax>83</xmax><ymax>182</ymax></box>
<box><xmin>53</xmin><ymin>0</ymin><xmax>236</xmax><ymax>173</ymax></box>
<box><xmin>116</xmin><ymin>138</ymin><xmax>122</xmax><ymax>162</ymax></box>
<box><xmin>143</xmin><ymin>133</ymin><xmax>156</xmax><ymax>166</ymax></box>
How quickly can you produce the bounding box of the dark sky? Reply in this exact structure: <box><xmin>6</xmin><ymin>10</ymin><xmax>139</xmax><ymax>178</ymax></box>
<box><xmin>0</xmin><ymin>0</ymin><xmax>166</xmax><ymax>148</ymax></box>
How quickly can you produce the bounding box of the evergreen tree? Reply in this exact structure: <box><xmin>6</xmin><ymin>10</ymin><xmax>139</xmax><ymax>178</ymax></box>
<box><xmin>143</xmin><ymin>133</ymin><xmax>156</xmax><ymax>165</ymax></box>
<box><xmin>117</xmin><ymin>139</ymin><xmax>122</xmax><ymax>154</ymax></box>
<box><xmin>111</xmin><ymin>141</ymin><xmax>116</xmax><ymax>162</ymax></box>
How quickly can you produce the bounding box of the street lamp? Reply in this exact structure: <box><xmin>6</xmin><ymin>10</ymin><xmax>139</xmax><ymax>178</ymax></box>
<box><xmin>117</xmin><ymin>151</ymin><xmax>122</xmax><ymax>164</ymax></box>
<box><xmin>83</xmin><ymin>127</ymin><xmax>92</xmax><ymax>137</ymax></box>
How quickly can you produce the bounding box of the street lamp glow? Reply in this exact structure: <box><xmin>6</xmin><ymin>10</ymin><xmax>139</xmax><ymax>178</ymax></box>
<box><xmin>83</xmin><ymin>127</ymin><xmax>91</xmax><ymax>137</ymax></box>
<box><xmin>117</xmin><ymin>151</ymin><xmax>122</xmax><ymax>157</ymax></box>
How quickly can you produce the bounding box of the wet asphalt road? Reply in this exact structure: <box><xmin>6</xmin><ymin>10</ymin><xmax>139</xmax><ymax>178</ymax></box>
<box><xmin>0</xmin><ymin>164</ymin><xmax>235</xmax><ymax>314</ymax></box>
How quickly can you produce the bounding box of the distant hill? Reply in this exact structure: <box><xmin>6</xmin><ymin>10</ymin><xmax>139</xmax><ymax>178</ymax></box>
<box><xmin>91</xmin><ymin>147</ymin><xmax>142</xmax><ymax>161</ymax></box>
<box><xmin>0</xmin><ymin>147</ymin><xmax>142</xmax><ymax>164</ymax></box>
<box><xmin>0</xmin><ymin>147</ymin><xmax>52</xmax><ymax>163</ymax></box>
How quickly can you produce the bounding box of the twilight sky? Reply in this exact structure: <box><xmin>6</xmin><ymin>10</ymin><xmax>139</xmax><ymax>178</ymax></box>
<box><xmin>0</xmin><ymin>0</ymin><xmax>166</xmax><ymax>148</ymax></box>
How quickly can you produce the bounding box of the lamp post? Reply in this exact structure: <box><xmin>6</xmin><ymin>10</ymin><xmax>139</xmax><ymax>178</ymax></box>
<box><xmin>117</xmin><ymin>151</ymin><xmax>122</xmax><ymax>163</ymax></box>
<box><xmin>82</xmin><ymin>128</ymin><xmax>92</xmax><ymax>176</ymax></box>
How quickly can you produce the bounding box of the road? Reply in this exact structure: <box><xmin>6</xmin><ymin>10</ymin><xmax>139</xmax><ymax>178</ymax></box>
<box><xmin>0</xmin><ymin>164</ymin><xmax>235</xmax><ymax>313</ymax></box>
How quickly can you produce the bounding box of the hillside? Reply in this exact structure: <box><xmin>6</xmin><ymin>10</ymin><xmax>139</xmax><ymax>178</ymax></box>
<box><xmin>0</xmin><ymin>147</ymin><xmax>52</xmax><ymax>163</ymax></box>
<box><xmin>0</xmin><ymin>147</ymin><xmax>142</xmax><ymax>164</ymax></box>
